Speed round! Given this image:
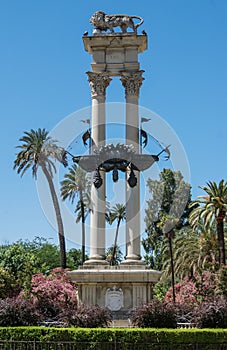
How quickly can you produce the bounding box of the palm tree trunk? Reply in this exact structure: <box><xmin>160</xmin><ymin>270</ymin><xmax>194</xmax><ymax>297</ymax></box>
<box><xmin>217</xmin><ymin>218</ymin><xmax>226</xmax><ymax>265</ymax></box>
<box><xmin>42</xmin><ymin>165</ymin><xmax>67</xmax><ymax>268</ymax></box>
<box><xmin>168</xmin><ymin>236</ymin><xmax>176</xmax><ymax>304</ymax></box>
<box><xmin>80</xmin><ymin>189</ymin><xmax>85</xmax><ymax>264</ymax></box>
<box><xmin>111</xmin><ymin>219</ymin><xmax>121</xmax><ymax>266</ymax></box>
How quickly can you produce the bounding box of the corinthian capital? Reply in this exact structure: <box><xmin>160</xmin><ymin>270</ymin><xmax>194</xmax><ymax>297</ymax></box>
<box><xmin>87</xmin><ymin>72</ymin><xmax>112</xmax><ymax>98</ymax></box>
<box><xmin>120</xmin><ymin>70</ymin><xmax>144</xmax><ymax>97</ymax></box>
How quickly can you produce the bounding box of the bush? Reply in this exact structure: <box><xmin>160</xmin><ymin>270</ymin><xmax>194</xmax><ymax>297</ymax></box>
<box><xmin>0</xmin><ymin>327</ymin><xmax>226</xmax><ymax>345</ymax></box>
<box><xmin>195</xmin><ymin>297</ymin><xmax>227</xmax><ymax>328</ymax></box>
<box><xmin>60</xmin><ymin>304</ymin><xmax>111</xmax><ymax>327</ymax></box>
<box><xmin>131</xmin><ymin>300</ymin><xmax>177</xmax><ymax>328</ymax></box>
<box><xmin>0</xmin><ymin>297</ymin><xmax>40</xmax><ymax>326</ymax></box>
<box><xmin>28</xmin><ymin>268</ymin><xmax>78</xmax><ymax>321</ymax></box>
<box><xmin>165</xmin><ymin>268</ymin><xmax>227</xmax><ymax>306</ymax></box>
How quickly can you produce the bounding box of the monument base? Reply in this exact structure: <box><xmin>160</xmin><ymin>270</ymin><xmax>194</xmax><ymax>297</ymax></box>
<box><xmin>68</xmin><ymin>265</ymin><xmax>161</xmax><ymax>312</ymax></box>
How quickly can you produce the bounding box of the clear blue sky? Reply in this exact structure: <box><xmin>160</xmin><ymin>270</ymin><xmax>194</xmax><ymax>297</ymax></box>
<box><xmin>1</xmin><ymin>1</ymin><xmax>227</xmax><ymax>249</ymax></box>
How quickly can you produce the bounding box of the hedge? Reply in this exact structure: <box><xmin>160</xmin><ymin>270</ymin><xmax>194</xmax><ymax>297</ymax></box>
<box><xmin>0</xmin><ymin>327</ymin><xmax>226</xmax><ymax>344</ymax></box>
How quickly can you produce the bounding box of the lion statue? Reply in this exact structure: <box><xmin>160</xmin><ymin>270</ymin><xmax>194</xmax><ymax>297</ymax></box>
<box><xmin>90</xmin><ymin>11</ymin><xmax>144</xmax><ymax>34</ymax></box>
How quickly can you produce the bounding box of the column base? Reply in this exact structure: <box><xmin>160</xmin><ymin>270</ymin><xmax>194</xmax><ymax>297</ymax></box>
<box><xmin>121</xmin><ymin>254</ymin><xmax>146</xmax><ymax>266</ymax></box>
<box><xmin>84</xmin><ymin>255</ymin><xmax>108</xmax><ymax>266</ymax></box>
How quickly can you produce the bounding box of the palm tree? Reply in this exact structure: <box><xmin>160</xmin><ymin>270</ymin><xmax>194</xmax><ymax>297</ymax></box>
<box><xmin>106</xmin><ymin>203</ymin><xmax>126</xmax><ymax>266</ymax></box>
<box><xmin>60</xmin><ymin>164</ymin><xmax>90</xmax><ymax>264</ymax></box>
<box><xmin>106</xmin><ymin>245</ymin><xmax>123</xmax><ymax>265</ymax></box>
<box><xmin>14</xmin><ymin>128</ymin><xmax>67</xmax><ymax>268</ymax></box>
<box><xmin>189</xmin><ymin>180</ymin><xmax>227</xmax><ymax>265</ymax></box>
<box><xmin>162</xmin><ymin>222</ymin><xmax>218</xmax><ymax>280</ymax></box>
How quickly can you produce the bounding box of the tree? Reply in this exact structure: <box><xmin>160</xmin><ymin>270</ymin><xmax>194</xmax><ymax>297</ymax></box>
<box><xmin>189</xmin><ymin>180</ymin><xmax>227</xmax><ymax>265</ymax></box>
<box><xmin>66</xmin><ymin>248</ymin><xmax>89</xmax><ymax>269</ymax></box>
<box><xmin>0</xmin><ymin>242</ymin><xmax>36</xmax><ymax>291</ymax></box>
<box><xmin>14</xmin><ymin>128</ymin><xmax>67</xmax><ymax>268</ymax></box>
<box><xmin>0</xmin><ymin>268</ymin><xmax>17</xmax><ymax>298</ymax></box>
<box><xmin>106</xmin><ymin>245</ymin><xmax>123</xmax><ymax>265</ymax></box>
<box><xmin>60</xmin><ymin>165</ymin><xmax>90</xmax><ymax>265</ymax></box>
<box><xmin>0</xmin><ymin>238</ymin><xmax>66</xmax><ymax>294</ymax></box>
<box><xmin>106</xmin><ymin>203</ymin><xmax>126</xmax><ymax>266</ymax></box>
<box><xmin>162</xmin><ymin>222</ymin><xmax>218</xmax><ymax>280</ymax></box>
<box><xmin>24</xmin><ymin>237</ymin><xmax>63</xmax><ymax>273</ymax></box>
<box><xmin>143</xmin><ymin>169</ymin><xmax>192</xmax><ymax>270</ymax></box>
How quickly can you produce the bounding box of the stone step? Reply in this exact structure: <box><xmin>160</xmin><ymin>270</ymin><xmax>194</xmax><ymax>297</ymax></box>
<box><xmin>111</xmin><ymin>319</ymin><xmax>132</xmax><ymax>328</ymax></box>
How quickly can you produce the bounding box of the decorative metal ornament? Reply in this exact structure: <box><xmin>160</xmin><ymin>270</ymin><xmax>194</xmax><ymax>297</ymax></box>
<box><xmin>93</xmin><ymin>169</ymin><xmax>103</xmax><ymax>189</ymax></box>
<box><xmin>112</xmin><ymin>167</ymin><xmax>119</xmax><ymax>182</ymax></box>
<box><xmin>128</xmin><ymin>168</ymin><xmax>137</xmax><ymax>188</ymax></box>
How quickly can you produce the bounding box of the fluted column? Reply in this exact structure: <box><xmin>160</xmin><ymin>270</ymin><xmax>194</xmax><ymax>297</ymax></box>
<box><xmin>120</xmin><ymin>71</ymin><xmax>145</xmax><ymax>264</ymax></box>
<box><xmin>85</xmin><ymin>72</ymin><xmax>111</xmax><ymax>265</ymax></box>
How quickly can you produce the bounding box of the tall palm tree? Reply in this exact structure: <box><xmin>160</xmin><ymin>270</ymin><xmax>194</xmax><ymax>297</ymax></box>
<box><xmin>189</xmin><ymin>180</ymin><xmax>227</xmax><ymax>265</ymax></box>
<box><xmin>14</xmin><ymin>128</ymin><xmax>67</xmax><ymax>268</ymax></box>
<box><xmin>162</xmin><ymin>222</ymin><xmax>218</xmax><ymax>280</ymax></box>
<box><xmin>106</xmin><ymin>203</ymin><xmax>126</xmax><ymax>266</ymax></box>
<box><xmin>60</xmin><ymin>164</ymin><xmax>90</xmax><ymax>264</ymax></box>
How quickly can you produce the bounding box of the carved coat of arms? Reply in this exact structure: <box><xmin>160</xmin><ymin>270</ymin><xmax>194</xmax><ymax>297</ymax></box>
<box><xmin>105</xmin><ymin>286</ymin><xmax>124</xmax><ymax>311</ymax></box>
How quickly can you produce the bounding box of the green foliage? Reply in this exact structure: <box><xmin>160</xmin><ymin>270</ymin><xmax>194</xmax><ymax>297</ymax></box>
<box><xmin>0</xmin><ymin>239</ymin><xmax>88</xmax><ymax>296</ymax></box>
<box><xmin>189</xmin><ymin>180</ymin><xmax>227</xmax><ymax>265</ymax></box>
<box><xmin>143</xmin><ymin>169</ymin><xmax>192</xmax><ymax>270</ymax></box>
<box><xmin>14</xmin><ymin>128</ymin><xmax>67</xmax><ymax>268</ymax></box>
<box><xmin>66</xmin><ymin>248</ymin><xmax>88</xmax><ymax>269</ymax></box>
<box><xmin>0</xmin><ymin>268</ymin><xmax>17</xmax><ymax>298</ymax></box>
<box><xmin>0</xmin><ymin>238</ymin><xmax>63</xmax><ymax>292</ymax></box>
<box><xmin>106</xmin><ymin>245</ymin><xmax>123</xmax><ymax>265</ymax></box>
<box><xmin>162</xmin><ymin>224</ymin><xmax>219</xmax><ymax>280</ymax></box>
<box><xmin>0</xmin><ymin>242</ymin><xmax>35</xmax><ymax>291</ymax></box>
<box><xmin>13</xmin><ymin>128</ymin><xmax>67</xmax><ymax>178</ymax></box>
<box><xmin>0</xmin><ymin>327</ymin><xmax>226</xmax><ymax>345</ymax></box>
<box><xmin>60</xmin><ymin>165</ymin><xmax>91</xmax><ymax>264</ymax></box>
<box><xmin>106</xmin><ymin>203</ymin><xmax>126</xmax><ymax>265</ymax></box>
<box><xmin>153</xmin><ymin>278</ymin><xmax>171</xmax><ymax>302</ymax></box>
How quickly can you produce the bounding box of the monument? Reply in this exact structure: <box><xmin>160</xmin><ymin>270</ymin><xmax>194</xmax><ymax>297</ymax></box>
<box><xmin>69</xmin><ymin>11</ymin><xmax>165</xmax><ymax>315</ymax></box>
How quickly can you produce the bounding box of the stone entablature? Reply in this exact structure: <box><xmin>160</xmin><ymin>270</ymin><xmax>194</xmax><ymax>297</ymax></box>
<box><xmin>83</xmin><ymin>35</ymin><xmax>147</xmax><ymax>76</ymax></box>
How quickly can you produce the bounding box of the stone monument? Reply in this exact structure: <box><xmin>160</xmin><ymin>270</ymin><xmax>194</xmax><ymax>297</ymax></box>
<box><xmin>69</xmin><ymin>11</ymin><xmax>162</xmax><ymax>315</ymax></box>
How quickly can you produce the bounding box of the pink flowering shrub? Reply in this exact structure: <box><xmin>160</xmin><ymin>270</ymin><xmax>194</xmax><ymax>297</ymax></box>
<box><xmin>30</xmin><ymin>268</ymin><xmax>78</xmax><ymax>319</ymax></box>
<box><xmin>165</xmin><ymin>270</ymin><xmax>220</xmax><ymax>305</ymax></box>
<box><xmin>165</xmin><ymin>279</ymin><xmax>198</xmax><ymax>305</ymax></box>
<box><xmin>31</xmin><ymin>268</ymin><xmax>77</xmax><ymax>306</ymax></box>
<box><xmin>0</xmin><ymin>269</ymin><xmax>111</xmax><ymax>327</ymax></box>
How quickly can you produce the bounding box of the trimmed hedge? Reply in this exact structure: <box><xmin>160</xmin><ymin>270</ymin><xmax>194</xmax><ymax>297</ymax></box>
<box><xmin>0</xmin><ymin>327</ymin><xmax>226</xmax><ymax>344</ymax></box>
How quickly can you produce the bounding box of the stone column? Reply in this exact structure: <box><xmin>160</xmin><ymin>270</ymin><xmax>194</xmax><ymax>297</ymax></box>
<box><xmin>85</xmin><ymin>72</ymin><xmax>111</xmax><ymax>265</ymax></box>
<box><xmin>120</xmin><ymin>71</ymin><xmax>144</xmax><ymax>264</ymax></box>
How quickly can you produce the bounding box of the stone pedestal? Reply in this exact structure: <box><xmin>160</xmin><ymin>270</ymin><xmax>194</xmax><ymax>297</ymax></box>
<box><xmin>69</xmin><ymin>266</ymin><xmax>161</xmax><ymax>312</ymax></box>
